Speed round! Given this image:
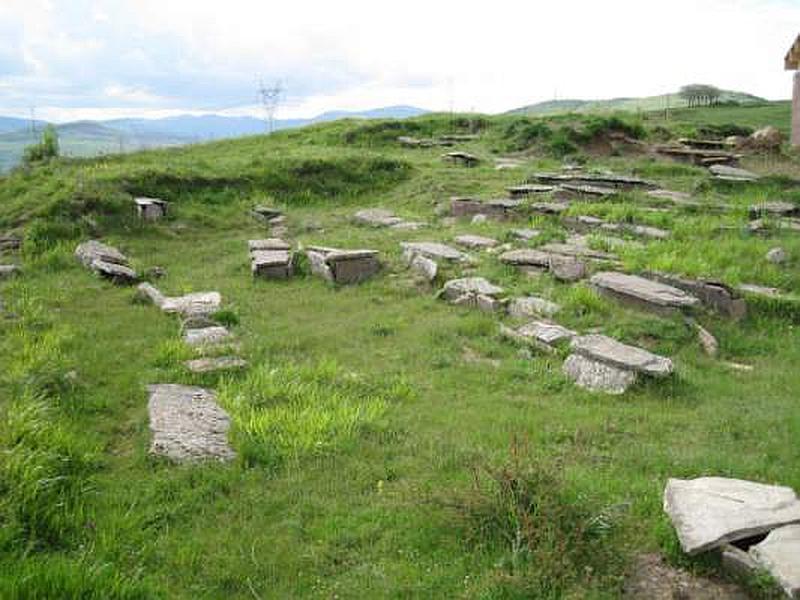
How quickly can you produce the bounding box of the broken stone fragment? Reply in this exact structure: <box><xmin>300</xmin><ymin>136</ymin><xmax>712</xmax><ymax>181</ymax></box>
<box><xmin>549</xmin><ymin>255</ymin><xmax>587</xmax><ymax>282</ymax></box>
<box><xmin>749</xmin><ymin>525</ymin><xmax>800</xmax><ymax>599</ymax></box>
<box><xmin>147</xmin><ymin>384</ymin><xmax>235</xmax><ymax>462</ymax></box>
<box><xmin>695</xmin><ymin>323</ymin><xmax>719</xmax><ymax>358</ymax></box>
<box><xmin>90</xmin><ymin>259</ymin><xmax>138</xmax><ymax>284</ymax></box>
<box><xmin>501</xmin><ymin>321</ymin><xmax>576</xmax><ymax>353</ymax></box>
<box><xmin>75</xmin><ymin>240</ymin><xmax>138</xmax><ymax>283</ymax></box>
<box><xmin>767</xmin><ymin>247</ymin><xmax>788</xmax><ymax>265</ymax></box>
<box><xmin>401</xmin><ymin>241</ymin><xmax>466</xmax><ymax>263</ymax></box>
<box><xmin>663</xmin><ymin>477</ymin><xmax>800</xmax><ymax>555</ymax></box>
<box><xmin>562</xmin><ymin>354</ymin><xmax>637</xmax><ymax>394</ymax></box>
<box><xmin>749</xmin><ymin>202</ymin><xmax>799</xmax><ymax>220</ymax></box>
<box><xmin>499</xmin><ymin>248</ymin><xmax>552</xmax><ymax>268</ymax></box>
<box><xmin>251</xmin><ymin>205</ymin><xmax>283</xmax><ymax>222</ymax></box>
<box><xmin>571</xmin><ymin>334</ymin><xmax>673</xmax><ymax>377</ymax></box>
<box><xmin>409</xmin><ymin>254</ymin><xmax>437</xmax><ymax>282</ymax></box>
<box><xmin>508</xmin><ymin>296</ymin><xmax>561</xmax><ymax>319</ymax></box>
<box><xmin>442</xmin><ymin>278</ymin><xmax>504</xmax><ymax>309</ymax></box>
<box><xmin>591</xmin><ymin>272</ymin><xmax>700</xmax><ymax>313</ymax></box>
<box><xmin>454</xmin><ymin>234</ymin><xmax>498</xmax><ymax>249</ymax></box>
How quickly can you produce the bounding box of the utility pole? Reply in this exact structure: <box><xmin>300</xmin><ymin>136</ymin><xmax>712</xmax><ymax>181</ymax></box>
<box><xmin>258</xmin><ymin>80</ymin><xmax>284</xmax><ymax>134</ymax></box>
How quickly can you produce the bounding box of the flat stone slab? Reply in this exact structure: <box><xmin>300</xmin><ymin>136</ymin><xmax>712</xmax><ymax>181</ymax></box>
<box><xmin>539</xmin><ymin>242</ymin><xmax>616</xmax><ymax>261</ymax></box>
<box><xmin>443</xmin><ymin>277</ymin><xmax>504</xmax><ymax>300</ymax></box>
<box><xmin>138</xmin><ymin>284</ymin><xmax>223</xmax><ymax>317</ymax></box>
<box><xmin>646</xmin><ymin>273</ymin><xmax>746</xmax><ymax>319</ymax></box>
<box><xmin>709</xmin><ymin>165</ymin><xmax>760</xmax><ymax>181</ymax></box>
<box><xmin>185</xmin><ymin>356</ymin><xmax>248</xmax><ymax>374</ymax></box>
<box><xmin>442</xmin><ymin>151</ymin><xmax>479</xmax><ymax>165</ymax></box>
<box><xmin>563</xmin><ymin>354</ymin><xmax>637</xmax><ymax>394</ymax></box>
<box><xmin>249</xmin><ymin>238</ymin><xmax>291</xmax><ymax>251</ymax></box>
<box><xmin>591</xmin><ymin>272</ymin><xmax>700</xmax><ymax>311</ymax></box>
<box><xmin>147</xmin><ymin>384</ymin><xmax>235</xmax><ymax>462</ymax></box>
<box><xmin>0</xmin><ymin>235</ymin><xmax>21</xmax><ymax>252</ymax></box>
<box><xmin>750</xmin><ymin>525</ymin><xmax>800</xmax><ymax>598</ymax></box>
<box><xmin>508</xmin><ymin>296</ymin><xmax>561</xmax><ymax>318</ymax></box>
<box><xmin>664</xmin><ymin>477</ymin><xmax>800</xmax><ymax>555</ymax></box>
<box><xmin>410</xmin><ymin>254</ymin><xmax>438</xmax><ymax>281</ymax></box>
<box><xmin>499</xmin><ymin>249</ymin><xmax>551</xmax><ymax>267</ymax></box>
<box><xmin>401</xmin><ymin>242</ymin><xmax>466</xmax><ymax>263</ymax></box>
<box><xmin>533</xmin><ymin>172</ymin><xmax>654</xmax><ymax>189</ymax></box>
<box><xmin>571</xmin><ymin>334</ymin><xmax>673</xmax><ymax>377</ymax></box>
<box><xmin>454</xmin><ymin>235</ymin><xmax>498</xmax><ymax>249</ymax></box>
<box><xmin>183</xmin><ymin>326</ymin><xmax>233</xmax><ymax>347</ymax></box>
<box><xmin>530</xmin><ymin>202</ymin><xmax>570</xmax><ymax>215</ymax></box>
<box><xmin>251</xmin><ymin>205</ymin><xmax>283</xmax><ymax>221</ymax></box>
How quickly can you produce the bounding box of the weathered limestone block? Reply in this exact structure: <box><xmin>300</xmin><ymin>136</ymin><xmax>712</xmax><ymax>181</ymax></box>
<box><xmin>354</xmin><ymin>208</ymin><xmax>404</xmax><ymax>227</ymax></box>
<box><xmin>510</xmin><ymin>228</ymin><xmax>541</xmax><ymax>241</ymax></box>
<box><xmin>442</xmin><ymin>151</ymin><xmax>479</xmax><ymax>166</ymax></box>
<box><xmin>591</xmin><ymin>272</ymin><xmax>700</xmax><ymax>313</ymax></box>
<box><xmin>750</xmin><ymin>525</ymin><xmax>800</xmax><ymax>598</ymax></box>
<box><xmin>147</xmin><ymin>384</ymin><xmax>235</xmax><ymax>462</ymax></box>
<box><xmin>506</xmin><ymin>184</ymin><xmax>555</xmax><ymax>198</ymax></box>
<box><xmin>410</xmin><ymin>254</ymin><xmax>438</xmax><ymax>282</ymax></box>
<box><xmin>134</xmin><ymin>197</ymin><xmax>168</xmax><ymax>221</ymax></box>
<box><xmin>499</xmin><ymin>248</ymin><xmax>552</xmax><ymax>268</ymax></box>
<box><xmin>646</xmin><ymin>273</ymin><xmax>746</xmax><ymax>319</ymax></box>
<box><xmin>562</xmin><ymin>354</ymin><xmax>637</xmax><ymax>394</ymax></box>
<box><xmin>664</xmin><ymin>477</ymin><xmax>800</xmax><ymax>555</ymax></box>
<box><xmin>251</xmin><ymin>249</ymin><xmax>293</xmax><ymax>279</ymax></box>
<box><xmin>532</xmin><ymin>172</ymin><xmax>655</xmax><ymax>190</ymax></box>
<box><xmin>709</xmin><ymin>165</ymin><xmax>760</xmax><ymax>182</ymax></box>
<box><xmin>75</xmin><ymin>240</ymin><xmax>137</xmax><ymax>283</ymax></box>
<box><xmin>306</xmin><ymin>246</ymin><xmax>380</xmax><ymax>285</ymax></box>
<box><xmin>501</xmin><ymin>321</ymin><xmax>576</xmax><ymax>353</ymax></box>
<box><xmin>138</xmin><ymin>284</ymin><xmax>222</xmax><ymax>317</ymax></box>
<box><xmin>508</xmin><ymin>296</ymin><xmax>561</xmax><ymax>319</ymax></box>
<box><xmin>183</xmin><ymin>326</ymin><xmax>233</xmax><ymax>347</ymax></box>
<box><xmin>450</xmin><ymin>197</ymin><xmax>523</xmax><ymax>220</ymax></box>
<box><xmin>571</xmin><ymin>334</ymin><xmax>673</xmax><ymax>377</ymax></box>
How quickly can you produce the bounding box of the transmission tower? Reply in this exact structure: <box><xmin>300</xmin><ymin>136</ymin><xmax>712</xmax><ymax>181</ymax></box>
<box><xmin>258</xmin><ymin>80</ymin><xmax>284</xmax><ymax>134</ymax></box>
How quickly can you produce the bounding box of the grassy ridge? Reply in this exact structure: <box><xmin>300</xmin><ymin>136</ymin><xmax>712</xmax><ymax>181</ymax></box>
<box><xmin>0</xmin><ymin>105</ymin><xmax>798</xmax><ymax>597</ymax></box>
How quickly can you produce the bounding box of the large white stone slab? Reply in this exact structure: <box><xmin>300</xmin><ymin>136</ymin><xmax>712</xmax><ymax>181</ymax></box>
<box><xmin>664</xmin><ymin>477</ymin><xmax>800</xmax><ymax>555</ymax></box>
<box><xmin>147</xmin><ymin>384</ymin><xmax>235</xmax><ymax>462</ymax></box>
<box><xmin>750</xmin><ymin>525</ymin><xmax>800</xmax><ymax>598</ymax></box>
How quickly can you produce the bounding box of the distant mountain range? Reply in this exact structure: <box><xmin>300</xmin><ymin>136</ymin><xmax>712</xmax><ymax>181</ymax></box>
<box><xmin>0</xmin><ymin>105</ymin><xmax>428</xmax><ymax>172</ymax></box>
<box><xmin>507</xmin><ymin>90</ymin><xmax>767</xmax><ymax>116</ymax></box>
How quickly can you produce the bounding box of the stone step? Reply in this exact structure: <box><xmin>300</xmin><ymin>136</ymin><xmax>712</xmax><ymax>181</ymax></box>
<box><xmin>147</xmin><ymin>384</ymin><xmax>235</xmax><ymax>462</ymax></box>
<box><xmin>185</xmin><ymin>356</ymin><xmax>248</xmax><ymax>374</ymax></box>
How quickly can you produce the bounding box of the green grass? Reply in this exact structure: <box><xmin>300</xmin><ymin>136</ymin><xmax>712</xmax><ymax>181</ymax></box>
<box><xmin>0</xmin><ymin>105</ymin><xmax>798</xmax><ymax>598</ymax></box>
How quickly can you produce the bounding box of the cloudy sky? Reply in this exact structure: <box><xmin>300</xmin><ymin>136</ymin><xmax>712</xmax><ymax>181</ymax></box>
<box><xmin>1</xmin><ymin>0</ymin><xmax>799</xmax><ymax>122</ymax></box>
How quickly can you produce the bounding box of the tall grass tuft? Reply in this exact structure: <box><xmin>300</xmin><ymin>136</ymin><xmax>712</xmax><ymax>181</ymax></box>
<box><xmin>219</xmin><ymin>360</ymin><xmax>412</xmax><ymax>468</ymax></box>
<box><xmin>0</xmin><ymin>393</ymin><xmax>96</xmax><ymax>549</ymax></box>
<box><xmin>446</xmin><ymin>437</ymin><xmax>626</xmax><ymax>598</ymax></box>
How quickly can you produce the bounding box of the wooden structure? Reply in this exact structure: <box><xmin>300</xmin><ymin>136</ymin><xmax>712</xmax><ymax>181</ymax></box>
<box><xmin>787</xmin><ymin>34</ymin><xmax>800</xmax><ymax>147</ymax></box>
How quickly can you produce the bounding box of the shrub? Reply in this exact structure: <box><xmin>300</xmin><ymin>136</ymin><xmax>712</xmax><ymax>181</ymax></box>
<box><xmin>501</xmin><ymin>119</ymin><xmax>551</xmax><ymax>151</ymax></box>
<box><xmin>547</xmin><ymin>127</ymin><xmax>580</xmax><ymax>158</ymax></box>
<box><xmin>446</xmin><ymin>438</ymin><xmax>626</xmax><ymax>597</ymax></box>
<box><xmin>22</xmin><ymin>125</ymin><xmax>60</xmax><ymax>165</ymax></box>
<box><xmin>218</xmin><ymin>360</ymin><xmax>412</xmax><ymax>468</ymax></box>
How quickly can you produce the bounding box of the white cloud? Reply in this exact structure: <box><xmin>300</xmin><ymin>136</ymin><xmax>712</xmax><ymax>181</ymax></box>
<box><xmin>0</xmin><ymin>0</ymin><xmax>798</xmax><ymax>120</ymax></box>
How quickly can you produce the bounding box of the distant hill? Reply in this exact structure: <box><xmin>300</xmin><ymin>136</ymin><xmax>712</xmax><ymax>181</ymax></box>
<box><xmin>508</xmin><ymin>90</ymin><xmax>767</xmax><ymax>116</ymax></box>
<box><xmin>0</xmin><ymin>105</ymin><xmax>429</xmax><ymax>172</ymax></box>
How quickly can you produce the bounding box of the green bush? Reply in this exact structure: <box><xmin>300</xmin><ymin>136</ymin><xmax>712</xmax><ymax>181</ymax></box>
<box><xmin>501</xmin><ymin>118</ymin><xmax>552</xmax><ymax>151</ymax></box>
<box><xmin>22</xmin><ymin>125</ymin><xmax>60</xmax><ymax>165</ymax></box>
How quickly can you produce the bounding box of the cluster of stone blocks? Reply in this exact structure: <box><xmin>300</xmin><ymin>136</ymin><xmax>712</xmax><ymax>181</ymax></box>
<box><xmin>75</xmin><ymin>240</ymin><xmax>138</xmax><ymax>284</ymax></box>
<box><xmin>306</xmin><ymin>246</ymin><xmax>380</xmax><ymax>285</ymax></box>
<box><xmin>249</xmin><ymin>238</ymin><xmax>293</xmax><ymax>279</ymax></box>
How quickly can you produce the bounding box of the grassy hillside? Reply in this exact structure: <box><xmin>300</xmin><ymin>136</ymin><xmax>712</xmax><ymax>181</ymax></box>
<box><xmin>1</xmin><ymin>107</ymin><xmax>799</xmax><ymax>598</ymax></box>
<box><xmin>509</xmin><ymin>90</ymin><xmax>768</xmax><ymax>116</ymax></box>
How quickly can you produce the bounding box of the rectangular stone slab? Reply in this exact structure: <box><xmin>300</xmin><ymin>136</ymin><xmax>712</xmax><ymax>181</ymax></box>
<box><xmin>248</xmin><ymin>238</ymin><xmax>291</xmax><ymax>251</ymax></box>
<box><xmin>401</xmin><ymin>242</ymin><xmax>466</xmax><ymax>262</ymax></box>
<box><xmin>147</xmin><ymin>384</ymin><xmax>235</xmax><ymax>462</ymax></box>
<box><xmin>591</xmin><ymin>272</ymin><xmax>700</xmax><ymax>311</ymax></box>
<box><xmin>183</xmin><ymin>326</ymin><xmax>232</xmax><ymax>347</ymax></box>
<box><xmin>454</xmin><ymin>235</ymin><xmax>498</xmax><ymax>249</ymax></box>
<box><xmin>664</xmin><ymin>477</ymin><xmax>800</xmax><ymax>555</ymax></box>
<box><xmin>571</xmin><ymin>334</ymin><xmax>673</xmax><ymax>377</ymax></box>
<box><xmin>563</xmin><ymin>354</ymin><xmax>637</xmax><ymax>395</ymax></box>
